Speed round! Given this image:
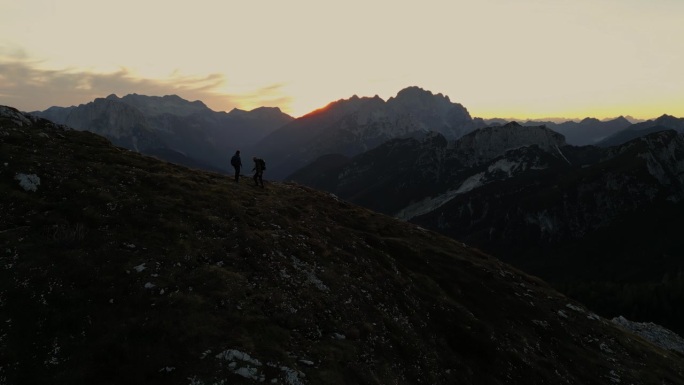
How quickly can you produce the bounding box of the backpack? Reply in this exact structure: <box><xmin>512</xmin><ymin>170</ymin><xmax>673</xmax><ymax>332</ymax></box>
<box><xmin>230</xmin><ymin>155</ymin><xmax>239</xmax><ymax>167</ymax></box>
<box><xmin>258</xmin><ymin>158</ymin><xmax>266</xmax><ymax>170</ymax></box>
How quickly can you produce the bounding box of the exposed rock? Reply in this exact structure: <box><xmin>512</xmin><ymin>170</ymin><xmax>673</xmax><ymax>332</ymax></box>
<box><xmin>612</xmin><ymin>316</ymin><xmax>684</xmax><ymax>353</ymax></box>
<box><xmin>453</xmin><ymin>122</ymin><xmax>567</xmax><ymax>167</ymax></box>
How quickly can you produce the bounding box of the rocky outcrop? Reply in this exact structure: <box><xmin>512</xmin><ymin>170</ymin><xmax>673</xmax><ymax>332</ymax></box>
<box><xmin>385</xmin><ymin>86</ymin><xmax>473</xmax><ymax>139</ymax></box>
<box><xmin>453</xmin><ymin>122</ymin><xmax>568</xmax><ymax>167</ymax></box>
<box><xmin>32</xmin><ymin>97</ymin><xmax>162</xmax><ymax>152</ymax></box>
<box><xmin>612</xmin><ymin>316</ymin><xmax>684</xmax><ymax>353</ymax></box>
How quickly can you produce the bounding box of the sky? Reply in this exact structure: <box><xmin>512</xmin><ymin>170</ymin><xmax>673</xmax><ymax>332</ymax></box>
<box><xmin>0</xmin><ymin>0</ymin><xmax>683</xmax><ymax>120</ymax></box>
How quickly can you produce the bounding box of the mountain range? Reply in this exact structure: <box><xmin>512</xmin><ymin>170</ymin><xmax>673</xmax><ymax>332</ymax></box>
<box><xmin>251</xmin><ymin>87</ymin><xmax>486</xmax><ymax>179</ymax></box>
<box><xmin>483</xmin><ymin>116</ymin><xmax>633</xmax><ymax>146</ymax></box>
<box><xmin>33</xmin><ymin>94</ymin><xmax>294</xmax><ymax>172</ymax></box>
<box><xmin>595</xmin><ymin>114</ymin><xmax>684</xmax><ymax>147</ymax></box>
<box><xmin>23</xmin><ymin>87</ymin><xmax>684</xmax><ymax>335</ymax></box>
<box><xmin>29</xmin><ymin>87</ymin><xmax>684</xmax><ymax>180</ymax></box>
<box><xmin>2</xmin><ymin>104</ymin><xmax>684</xmax><ymax>384</ymax></box>
<box><xmin>288</xmin><ymin>121</ymin><xmax>684</xmax><ymax>335</ymax></box>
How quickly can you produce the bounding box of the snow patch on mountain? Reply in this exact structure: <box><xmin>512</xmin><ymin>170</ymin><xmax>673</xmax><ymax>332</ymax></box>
<box><xmin>396</xmin><ymin>172</ymin><xmax>485</xmax><ymax>220</ymax></box>
<box><xmin>555</xmin><ymin>145</ymin><xmax>571</xmax><ymax>164</ymax></box>
<box><xmin>488</xmin><ymin>159</ymin><xmax>518</xmax><ymax>177</ymax></box>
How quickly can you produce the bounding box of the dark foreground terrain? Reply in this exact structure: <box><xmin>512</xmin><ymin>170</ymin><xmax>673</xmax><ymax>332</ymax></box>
<box><xmin>1</xmin><ymin>105</ymin><xmax>683</xmax><ymax>384</ymax></box>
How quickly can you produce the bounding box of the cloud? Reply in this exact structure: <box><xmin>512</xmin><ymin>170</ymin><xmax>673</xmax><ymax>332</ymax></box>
<box><xmin>227</xmin><ymin>84</ymin><xmax>294</xmax><ymax>113</ymax></box>
<box><xmin>0</xmin><ymin>54</ymin><xmax>293</xmax><ymax>114</ymax></box>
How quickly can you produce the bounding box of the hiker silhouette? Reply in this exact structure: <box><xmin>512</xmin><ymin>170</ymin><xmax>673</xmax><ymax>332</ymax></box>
<box><xmin>252</xmin><ymin>156</ymin><xmax>265</xmax><ymax>188</ymax></box>
<box><xmin>230</xmin><ymin>150</ymin><xmax>242</xmax><ymax>182</ymax></box>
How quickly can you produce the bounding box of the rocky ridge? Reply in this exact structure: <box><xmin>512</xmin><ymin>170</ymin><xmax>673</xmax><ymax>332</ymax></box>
<box><xmin>251</xmin><ymin>86</ymin><xmax>485</xmax><ymax>180</ymax></box>
<box><xmin>452</xmin><ymin>122</ymin><xmax>568</xmax><ymax>167</ymax></box>
<box><xmin>32</xmin><ymin>94</ymin><xmax>294</xmax><ymax>172</ymax></box>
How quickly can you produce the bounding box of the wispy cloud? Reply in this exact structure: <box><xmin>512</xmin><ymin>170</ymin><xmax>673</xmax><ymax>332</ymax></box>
<box><xmin>0</xmin><ymin>54</ymin><xmax>293</xmax><ymax>114</ymax></box>
<box><xmin>227</xmin><ymin>84</ymin><xmax>293</xmax><ymax>113</ymax></box>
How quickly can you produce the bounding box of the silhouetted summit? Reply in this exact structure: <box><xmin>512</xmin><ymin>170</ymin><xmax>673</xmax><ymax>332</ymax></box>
<box><xmin>253</xmin><ymin>86</ymin><xmax>484</xmax><ymax>179</ymax></box>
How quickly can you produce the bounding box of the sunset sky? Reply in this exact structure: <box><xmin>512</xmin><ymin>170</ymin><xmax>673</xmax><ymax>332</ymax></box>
<box><xmin>1</xmin><ymin>0</ymin><xmax>682</xmax><ymax>120</ymax></box>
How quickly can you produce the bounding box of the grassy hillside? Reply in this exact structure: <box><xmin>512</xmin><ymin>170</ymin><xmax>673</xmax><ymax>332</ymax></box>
<box><xmin>1</xmin><ymin>106</ymin><xmax>683</xmax><ymax>384</ymax></box>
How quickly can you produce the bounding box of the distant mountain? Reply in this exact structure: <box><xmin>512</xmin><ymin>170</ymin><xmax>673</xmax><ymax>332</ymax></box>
<box><xmin>597</xmin><ymin>114</ymin><xmax>684</xmax><ymax>147</ymax></box>
<box><xmin>289</xmin><ymin>123</ymin><xmax>573</xmax><ymax>215</ymax></box>
<box><xmin>289</xmin><ymin>123</ymin><xmax>684</xmax><ymax>335</ymax></box>
<box><xmin>410</xmin><ymin>129</ymin><xmax>684</xmax><ymax>261</ymax></box>
<box><xmin>35</xmin><ymin>96</ymin><xmax>164</xmax><ymax>152</ymax></box>
<box><xmin>3</xmin><ymin>104</ymin><xmax>684</xmax><ymax>384</ymax></box>
<box><xmin>33</xmin><ymin>94</ymin><xmax>294</xmax><ymax>171</ymax></box>
<box><xmin>252</xmin><ymin>86</ymin><xmax>486</xmax><ymax>180</ymax></box>
<box><xmin>114</xmin><ymin>93</ymin><xmax>211</xmax><ymax>117</ymax></box>
<box><xmin>560</xmin><ymin>116</ymin><xmax>633</xmax><ymax>145</ymax></box>
<box><xmin>452</xmin><ymin>122</ymin><xmax>567</xmax><ymax>167</ymax></box>
<box><xmin>485</xmin><ymin>117</ymin><xmax>633</xmax><ymax>145</ymax></box>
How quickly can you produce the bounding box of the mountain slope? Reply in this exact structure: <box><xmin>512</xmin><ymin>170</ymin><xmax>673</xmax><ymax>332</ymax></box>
<box><xmin>2</xmin><ymin>105</ymin><xmax>684</xmax><ymax>385</ymax></box>
<box><xmin>289</xmin><ymin>123</ymin><xmax>573</xmax><ymax>216</ymax></box>
<box><xmin>37</xmin><ymin>96</ymin><xmax>165</xmax><ymax>152</ymax></box>
<box><xmin>289</xmin><ymin>123</ymin><xmax>684</xmax><ymax>335</ymax></box>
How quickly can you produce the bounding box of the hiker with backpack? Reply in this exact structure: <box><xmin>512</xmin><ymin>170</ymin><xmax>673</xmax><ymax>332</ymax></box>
<box><xmin>252</xmin><ymin>156</ymin><xmax>266</xmax><ymax>188</ymax></box>
<box><xmin>230</xmin><ymin>150</ymin><xmax>242</xmax><ymax>182</ymax></box>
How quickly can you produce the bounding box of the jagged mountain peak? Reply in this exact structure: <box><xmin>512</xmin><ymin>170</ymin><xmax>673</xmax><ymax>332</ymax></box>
<box><xmin>77</xmin><ymin>96</ymin><xmax>145</xmax><ymax>117</ymax></box>
<box><xmin>391</xmin><ymin>86</ymin><xmax>450</xmax><ymax>103</ymax></box>
<box><xmin>387</xmin><ymin>86</ymin><xmax>455</xmax><ymax>112</ymax></box>
<box><xmin>580</xmin><ymin>117</ymin><xmax>601</xmax><ymax>125</ymax></box>
<box><xmin>303</xmin><ymin>87</ymin><xmax>469</xmax><ymax>124</ymax></box>
<box><xmin>118</xmin><ymin>94</ymin><xmax>210</xmax><ymax>116</ymax></box>
<box><xmin>254</xmin><ymin>87</ymin><xmax>483</xmax><ymax>179</ymax></box>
